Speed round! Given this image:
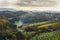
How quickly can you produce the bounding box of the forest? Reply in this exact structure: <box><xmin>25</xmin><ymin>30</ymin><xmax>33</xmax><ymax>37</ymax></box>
<box><xmin>0</xmin><ymin>9</ymin><xmax>60</xmax><ymax>40</ymax></box>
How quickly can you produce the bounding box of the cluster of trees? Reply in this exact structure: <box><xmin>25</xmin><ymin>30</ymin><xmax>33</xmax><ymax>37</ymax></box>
<box><xmin>0</xmin><ymin>11</ymin><xmax>28</xmax><ymax>18</ymax></box>
<box><xmin>20</xmin><ymin>12</ymin><xmax>60</xmax><ymax>24</ymax></box>
<box><xmin>0</xmin><ymin>16</ymin><xmax>25</xmax><ymax>40</ymax></box>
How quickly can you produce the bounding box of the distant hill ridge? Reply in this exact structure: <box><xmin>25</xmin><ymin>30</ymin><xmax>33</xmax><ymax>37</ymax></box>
<box><xmin>0</xmin><ymin>8</ymin><xmax>17</xmax><ymax>11</ymax></box>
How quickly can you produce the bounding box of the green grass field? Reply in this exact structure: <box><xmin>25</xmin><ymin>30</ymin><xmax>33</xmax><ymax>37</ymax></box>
<box><xmin>29</xmin><ymin>30</ymin><xmax>60</xmax><ymax>40</ymax></box>
<box><xmin>15</xmin><ymin>21</ymin><xmax>60</xmax><ymax>40</ymax></box>
<box><xmin>14</xmin><ymin>21</ymin><xmax>60</xmax><ymax>40</ymax></box>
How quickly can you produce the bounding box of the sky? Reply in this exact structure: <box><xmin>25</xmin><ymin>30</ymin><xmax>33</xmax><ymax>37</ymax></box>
<box><xmin>0</xmin><ymin>0</ymin><xmax>60</xmax><ymax>11</ymax></box>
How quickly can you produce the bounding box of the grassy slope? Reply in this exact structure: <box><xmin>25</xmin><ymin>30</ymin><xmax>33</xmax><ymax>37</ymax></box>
<box><xmin>30</xmin><ymin>30</ymin><xmax>60</xmax><ymax>40</ymax></box>
<box><xmin>14</xmin><ymin>21</ymin><xmax>60</xmax><ymax>40</ymax></box>
<box><xmin>26</xmin><ymin>21</ymin><xmax>60</xmax><ymax>40</ymax></box>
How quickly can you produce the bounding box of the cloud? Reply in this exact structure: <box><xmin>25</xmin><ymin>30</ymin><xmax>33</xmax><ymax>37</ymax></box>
<box><xmin>0</xmin><ymin>0</ymin><xmax>59</xmax><ymax>7</ymax></box>
<box><xmin>0</xmin><ymin>0</ymin><xmax>17</xmax><ymax>6</ymax></box>
<box><xmin>7</xmin><ymin>0</ymin><xmax>17</xmax><ymax>4</ymax></box>
<box><xmin>16</xmin><ymin>0</ymin><xmax>58</xmax><ymax>7</ymax></box>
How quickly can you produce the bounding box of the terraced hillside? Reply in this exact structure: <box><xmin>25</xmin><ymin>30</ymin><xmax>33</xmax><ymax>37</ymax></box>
<box><xmin>18</xmin><ymin>21</ymin><xmax>60</xmax><ymax>40</ymax></box>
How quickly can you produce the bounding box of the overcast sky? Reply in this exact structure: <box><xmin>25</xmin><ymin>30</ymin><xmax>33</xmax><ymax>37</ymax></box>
<box><xmin>0</xmin><ymin>0</ymin><xmax>60</xmax><ymax>11</ymax></box>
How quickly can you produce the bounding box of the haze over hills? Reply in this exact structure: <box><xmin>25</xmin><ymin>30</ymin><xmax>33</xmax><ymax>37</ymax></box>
<box><xmin>0</xmin><ymin>8</ymin><xmax>60</xmax><ymax>24</ymax></box>
<box><xmin>0</xmin><ymin>8</ymin><xmax>17</xmax><ymax>11</ymax></box>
